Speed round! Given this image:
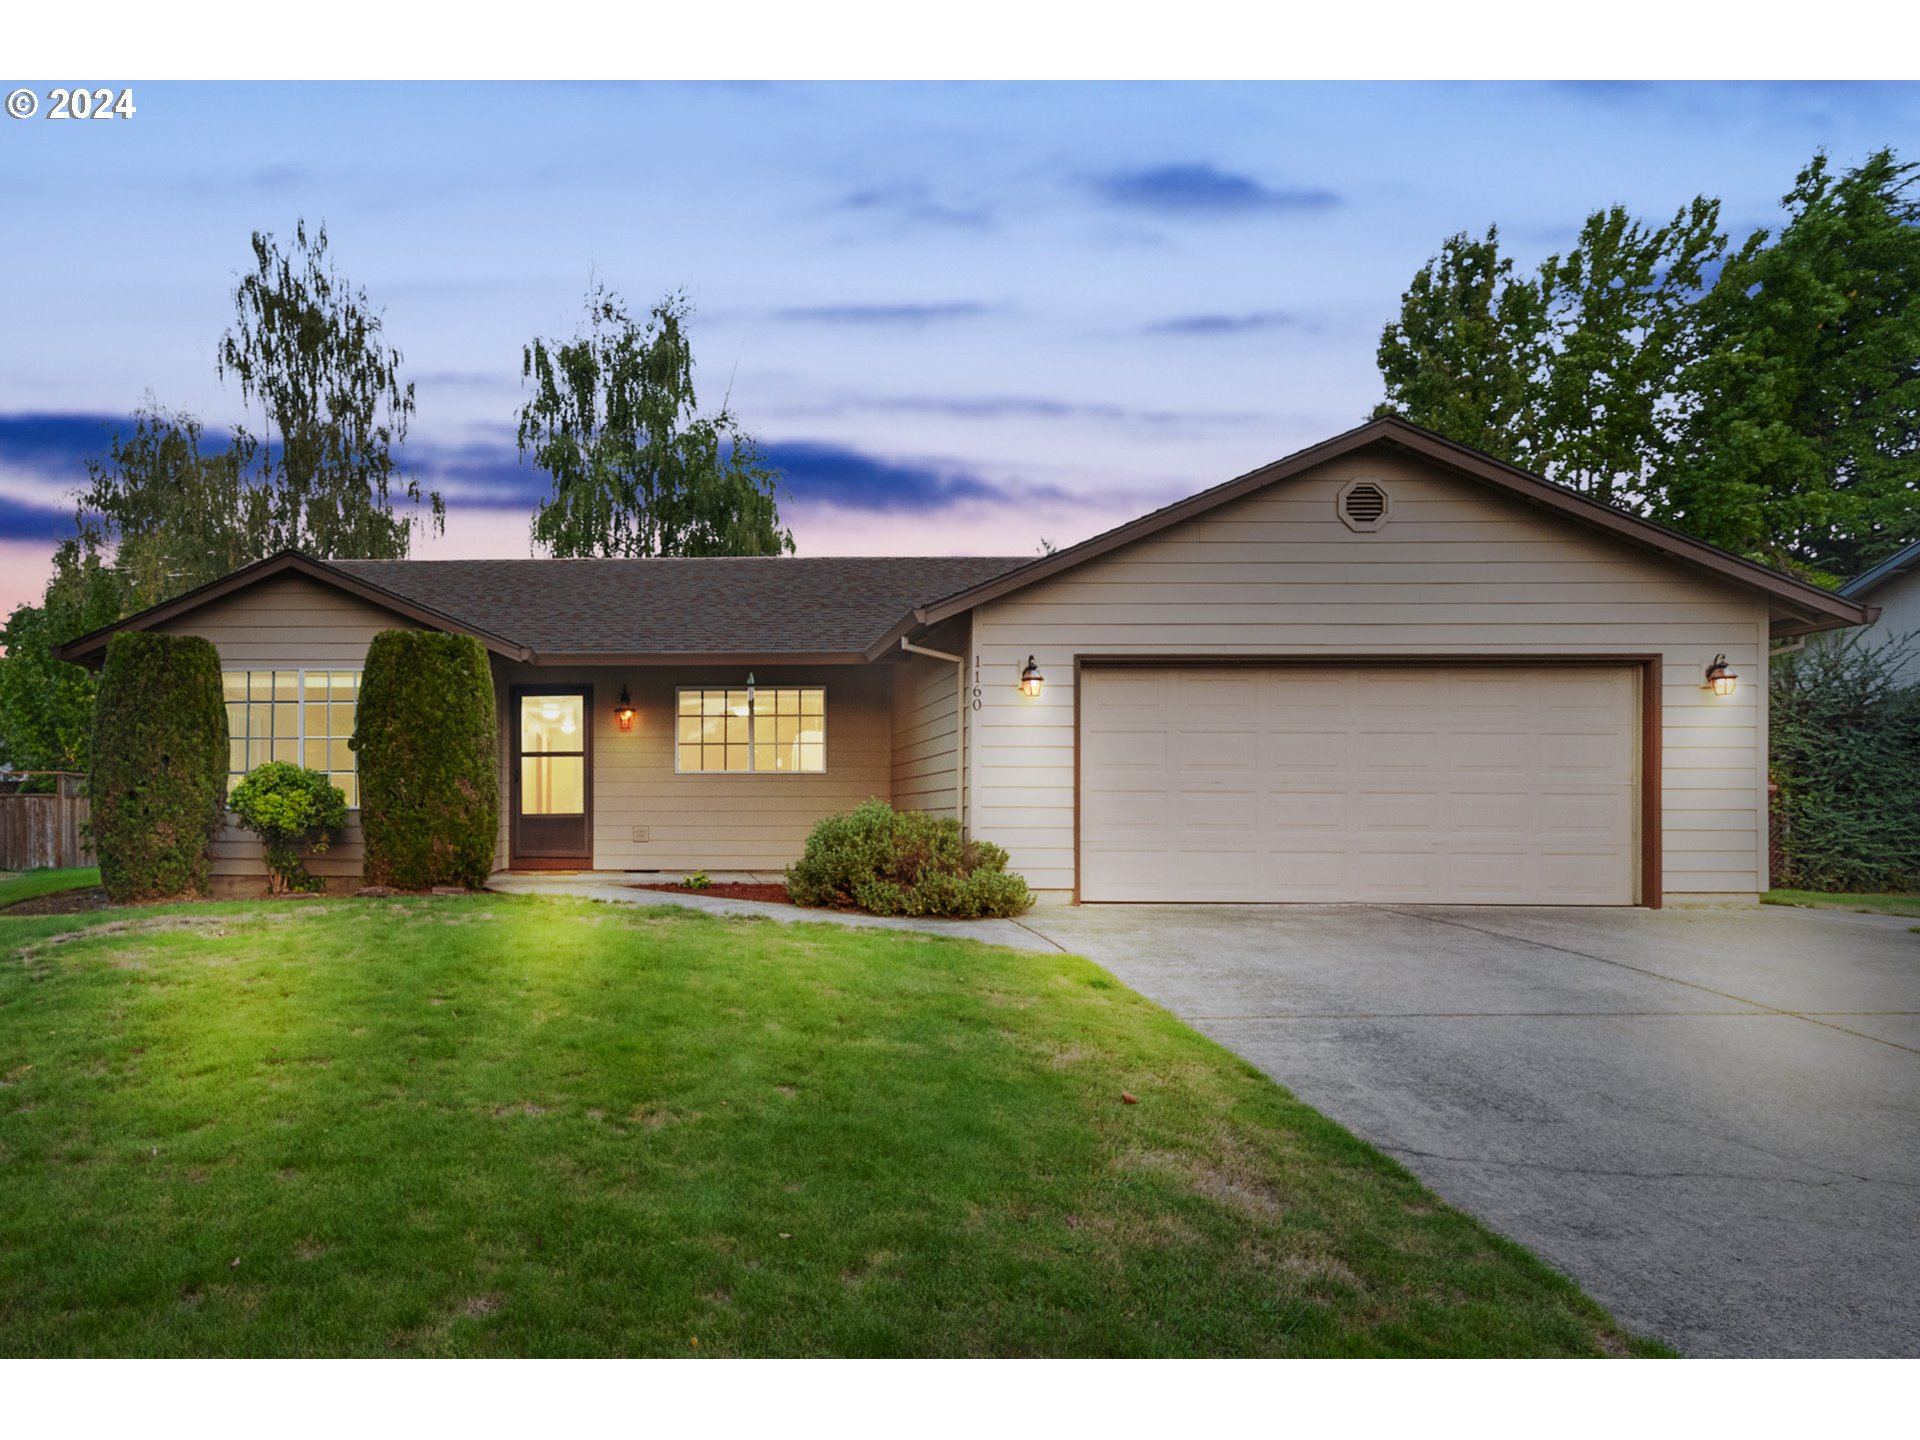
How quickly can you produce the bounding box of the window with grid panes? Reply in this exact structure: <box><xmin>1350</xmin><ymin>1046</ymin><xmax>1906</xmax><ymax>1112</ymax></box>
<box><xmin>674</xmin><ymin>686</ymin><xmax>824</xmax><ymax>773</ymax></box>
<box><xmin>222</xmin><ymin>669</ymin><xmax>362</xmax><ymax>806</ymax></box>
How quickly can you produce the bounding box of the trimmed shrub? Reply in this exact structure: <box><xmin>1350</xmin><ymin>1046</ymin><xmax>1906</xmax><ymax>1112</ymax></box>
<box><xmin>1771</xmin><ymin>632</ymin><xmax>1920</xmax><ymax>892</ymax></box>
<box><xmin>89</xmin><ymin>632</ymin><xmax>227</xmax><ymax>902</ymax></box>
<box><xmin>352</xmin><ymin>630</ymin><xmax>498</xmax><ymax>890</ymax></box>
<box><xmin>787</xmin><ymin>799</ymin><xmax>1033</xmax><ymax>918</ymax></box>
<box><xmin>228</xmin><ymin>762</ymin><xmax>348</xmax><ymax>894</ymax></box>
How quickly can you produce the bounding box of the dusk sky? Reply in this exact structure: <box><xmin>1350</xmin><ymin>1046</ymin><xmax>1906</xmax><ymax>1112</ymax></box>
<box><xmin>3</xmin><ymin>80</ymin><xmax>1916</xmax><ymax>617</ymax></box>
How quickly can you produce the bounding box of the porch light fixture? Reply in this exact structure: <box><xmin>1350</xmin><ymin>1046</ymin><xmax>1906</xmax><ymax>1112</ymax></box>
<box><xmin>1018</xmin><ymin>655</ymin><xmax>1044</xmax><ymax>698</ymax></box>
<box><xmin>1703</xmin><ymin>654</ymin><xmax>1739</xmax><ymax>697</ymax></box>
<box><xmin>614</xmin><ymin>685</ymin><xmax>636</xmax><ymax>732</ymax></box>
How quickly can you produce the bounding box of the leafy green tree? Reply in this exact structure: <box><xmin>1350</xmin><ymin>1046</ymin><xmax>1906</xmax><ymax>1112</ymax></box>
<box><xmin>218</xmin><ymin>217</ymin><xmax>442</xmax><ymax>558</ymax></box>
<box><xmin>1540</xmin><ymin>199</ymin><xmax>1726</xmax><ymax>508</ymax></box>
<box><xmin>1373</xmin><ymin>227</ymin><xmax>1552</xmax><ymax>467</ymax></box>
<box><xmin>1667</xmin><ymin>150</ymin><xmax>1920</xmax><ymax>578</ymax></box>
<box><xmin>65</xmin><ymin>402</ymin><xmax>262</xmax><ymax>608</ymax></box>
<box><xmin>1376</xmin><ymin>205</ymin><xmax>1726</xmax><ymax>511</ymax></box>
<box><xmin>0</xmin><ymin>555</ymin><xmax>126</xmax><ymax>783</ymax></box>
<box><xmin>518</xmin><ymin>285</ymin><xmax>793</xmax><ymax>557</ymax></box>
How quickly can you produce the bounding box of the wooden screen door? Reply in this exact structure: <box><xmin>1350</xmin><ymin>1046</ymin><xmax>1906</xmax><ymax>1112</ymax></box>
<box><xmin>511</xmin><ymin>687</ymin><xmax>593</xmax><ymax>868</ymax></box>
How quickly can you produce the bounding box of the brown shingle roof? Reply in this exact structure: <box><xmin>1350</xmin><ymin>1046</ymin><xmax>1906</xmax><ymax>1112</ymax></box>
<box><xmin>329</xmin><ymin>556</ymin><xmax>1028</xmax><ymax>657</ymax></box>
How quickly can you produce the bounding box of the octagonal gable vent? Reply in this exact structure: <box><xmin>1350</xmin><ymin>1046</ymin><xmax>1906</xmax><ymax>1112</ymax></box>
<box><xmin>1337</xmin><ymin>478</ymin><xmax>1390</xmax><ymax>532</ymax></box>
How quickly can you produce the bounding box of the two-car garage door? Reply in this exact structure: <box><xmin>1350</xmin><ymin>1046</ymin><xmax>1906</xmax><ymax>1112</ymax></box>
<box><xmin>1079</xmin><ymin>664</ymin><xmax>1640</xmax><ymax>904</ymax></box>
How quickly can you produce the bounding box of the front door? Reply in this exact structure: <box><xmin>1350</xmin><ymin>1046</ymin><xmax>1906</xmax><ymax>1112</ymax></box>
<box><xmin>511</xmin><ymin>687</ymin><xmax>592</xmax><ymax>868</ymax></box>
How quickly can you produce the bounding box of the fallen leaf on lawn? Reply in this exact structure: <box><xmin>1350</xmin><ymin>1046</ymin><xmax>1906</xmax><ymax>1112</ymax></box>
<box><xmin>1120</xmin><ymin>1092</ymin><xmax>1138</xmax><ymax>1105</ymax></box>
<box><xmin>1065</xmin><ymin>1214</ymin><xmax>1082</xmax><ymax>1229</ymax></box>
<box><xmin>690</xmin><ymin>1337</ymin><xmax>699</xmax><ymax>1349</ymax></box>
<box><xmin>779</xmin><ymin>1232</ymin><xmax>791</xmax><ymax>1240</ymax></box>
<box><xmin>229</xmin><ymin>1257</ymin><xmax>241</xmax><ymax>1269</ymax></box>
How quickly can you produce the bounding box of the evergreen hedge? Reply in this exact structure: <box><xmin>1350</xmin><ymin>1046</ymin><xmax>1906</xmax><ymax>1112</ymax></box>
<box><xmin>89</xmin><ymin>632</ymin><xmax>228</xmax><ymax>901</ymax></box>
<box><xmin>1771</xmin><ymin>633</ymin><xmax>1920</xmax><ymax>892</ymax></box>
<box><xmin>352</xmin><ymin>630</ymin><xmax>498</xmax><ymax>890</ymax></box>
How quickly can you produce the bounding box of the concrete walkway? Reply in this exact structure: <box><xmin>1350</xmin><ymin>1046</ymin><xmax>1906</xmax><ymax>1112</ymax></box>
<box><xmin>485</xmin><ymin>871</ymin><xmax>1062</xmax><ymax>952</ymax></box>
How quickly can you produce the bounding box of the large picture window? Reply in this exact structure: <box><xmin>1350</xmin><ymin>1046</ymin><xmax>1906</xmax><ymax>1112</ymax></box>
<box><xmin>223</xmin><ymin>669</ymin><xmax>361</xmax><ymax>806</ymax></box>
<box><xmin>675</xmin><ymin>686</ymin><xmax>825</xmax><ymax>774</ymax></box>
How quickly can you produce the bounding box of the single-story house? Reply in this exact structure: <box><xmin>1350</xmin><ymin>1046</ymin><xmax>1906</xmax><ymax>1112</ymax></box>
<box><xmin>59</xmin><ymin>417</ymin><xmax>1874</xmax><ymax>907</ymax></box>
<box><xmin>1835</xmin><ymin>539</ymin><xmax>1920</xmax><ymax>685</ymax></box>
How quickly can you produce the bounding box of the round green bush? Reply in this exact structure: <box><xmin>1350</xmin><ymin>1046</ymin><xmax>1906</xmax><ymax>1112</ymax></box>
<box><xmin>352</xmin><ymin>630</ymin><xmax>499</xmax><ymax>890</ymax></box>
<box><xmin>786</xmin><ymin>798</ymin><xmax>1033</xmax><ymax>918</ymax></box>
<box><xmin>88</xmin><ymin>632</ymin><xmax>228</xmax><ymax>902</ymax></box>
<box><xmin>228</xmin><ymin>762</ymin><xmax>348</xmax><ymax>894</ymax></box>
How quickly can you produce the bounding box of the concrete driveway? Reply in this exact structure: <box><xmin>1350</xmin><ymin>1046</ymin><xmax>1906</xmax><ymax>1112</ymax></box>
<box><xmin>1020</xmin><ymin>902</ymin><xmax>1920</xmax><ymax>1357</ymax></box>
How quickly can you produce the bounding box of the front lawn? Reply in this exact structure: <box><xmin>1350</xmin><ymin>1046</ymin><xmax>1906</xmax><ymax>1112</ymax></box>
<box><xmin>0</xmin><ymin>867</ymin><xmax>100</xmax><ymax>911</ymax></box>
<box><xmin>1763</xmin><ymin>888</ymin><xmax>1920</xmax><ymax>918</ymax></box>
<box><xmin>0</xmin><ymin>896</ymin><xmax>1663</xmax><ymax>1357</ymax></box>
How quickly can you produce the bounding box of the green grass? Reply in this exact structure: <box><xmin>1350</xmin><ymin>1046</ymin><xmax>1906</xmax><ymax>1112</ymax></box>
<box><xmin>0</xmin><ymin>895</ymin><xmax>1665</xmax><ymax>1357</ymax></box>
<box><xmin>1763</xmin><ymin>888</ymin><xmax>1920</xmax><ymax>918</ymax></box>
<box><xmin>0</xmin><ymin>867</ymin><xmax>100</xmax><ymax>910</ymax></box>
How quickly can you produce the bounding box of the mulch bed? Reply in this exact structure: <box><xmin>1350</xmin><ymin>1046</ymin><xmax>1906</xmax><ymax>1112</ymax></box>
<box><xmin>1</xmin><ymin>887</ymin><xmax>117</xmax><ymax>917</ymax></box>
<box><xmin>631</xmin><ymin>881</ymin><xmax>795</xmax><ymax>905</ymax></box>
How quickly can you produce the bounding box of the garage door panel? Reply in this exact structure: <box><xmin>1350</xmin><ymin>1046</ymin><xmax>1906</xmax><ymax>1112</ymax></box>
<box><xmin>1446</xmin><ymin>731</ymin><xmax>1534</xmax><ymax>772</ymax></box>
<box><xmin>1451</xmin><ymin>791</ymin><xmax>1530</xmax><ymax>832</ymax></box>
<box><xmin>1081</xmin><ymin>664</ymin><xmax>1637</xmax><ymax>904</ymax></box>
<box><xmin>1179</xmin><ymin>729</ymin><xmax>1259</xmax><ymax>772</ymax></box>
<box><xmin>1268</xmin><ymin>730</ymin><xmax>1347</xmax><ymax>769</ymax></box>
<box><xmin>1265</xmin><ymin>790</ymin><xmax>1348</xmax><ymax>832</ymax></box>
<box><xmin>1356</xmin><ymin>791</ymin><xmax>1440</xmax><ymax>831</ymax></box>
<box><xmin>1171</xmin><ymin>788</ymin><xmax>1258</xmax><ymax>832</ymax></box>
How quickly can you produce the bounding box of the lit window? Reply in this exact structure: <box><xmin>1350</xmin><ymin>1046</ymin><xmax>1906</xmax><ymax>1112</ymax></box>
<box><xmin>223</xmin><ymin>669</ymin><xmax>361</xmax><ymax>807</ymax></box>
<box><xmin>675</xmin><ymin>687</ymin><xmax>824</xmax><ymax>774</ymax></box>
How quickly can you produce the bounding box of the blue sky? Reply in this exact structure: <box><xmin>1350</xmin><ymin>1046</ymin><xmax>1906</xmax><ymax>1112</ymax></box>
<box><xmin>2</xmin><ymin>80</ymin><xmax>1916</xmax><ymax>615</ymax></box>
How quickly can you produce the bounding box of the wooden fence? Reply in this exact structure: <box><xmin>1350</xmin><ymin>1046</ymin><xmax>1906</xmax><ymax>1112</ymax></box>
<box><xmin>0</xmin><ymin>773</ymin><xmax>94</xmax><ymax>871</ymax></box>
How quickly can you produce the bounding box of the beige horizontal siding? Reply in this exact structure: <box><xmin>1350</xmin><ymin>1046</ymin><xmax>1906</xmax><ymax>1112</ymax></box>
<box><xmin>153</xmin><ymin>571</ymin><xmax>419</xmax><ymax>891</ymax></box>
<box><xmin>967</xmin><ymin>450</ymin><xmax>1773</xmax><ymax>899</ymax></box>
<box><xmin>891</xmin><ymin>652</ymin><xmax>960</xmax><ymax>820</ymax></box>
<box><xmin>491</xmin><ymin>663</ymin><xmax>893</xmax><ymax>872</ymax></box>
<box><xmin>206</xmin><ymin>814</ymin><xmax>367</xmax><ymax>895</ymax></box>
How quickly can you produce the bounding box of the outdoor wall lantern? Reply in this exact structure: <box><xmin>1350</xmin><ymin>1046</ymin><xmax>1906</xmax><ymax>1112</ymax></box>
<box><xmin>614</xmin><ymin>685</ymin><xmax>636</xmax><ymax>732</ymax></box>
<box><xmin>1702</xmin><ymin>654</ymin><xmax>1739</xmax><ymax>697</ymax></box>
<box><xmin>1018</xmin><ymin>656</ymin><xmax>1045</xmax><ymax>698</ymax></box>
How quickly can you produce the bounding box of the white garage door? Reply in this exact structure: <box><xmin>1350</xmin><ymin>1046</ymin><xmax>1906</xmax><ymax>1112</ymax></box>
<box><xmin>1079</xmin><ymin>664</ymin><xmax>1639</xmax><ymax>904</ymax></box>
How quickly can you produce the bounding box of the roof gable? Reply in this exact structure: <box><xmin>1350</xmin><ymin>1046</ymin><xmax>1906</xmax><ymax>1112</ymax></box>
<box><xmin>55</xmin><ymin>552</ymin><xmax>534</xmax><ymax>666</ymax></box>
<box><xmin>914</xmin><ymin>417</ymin><xmax>1875</xmax><ymax>640</ymax></box>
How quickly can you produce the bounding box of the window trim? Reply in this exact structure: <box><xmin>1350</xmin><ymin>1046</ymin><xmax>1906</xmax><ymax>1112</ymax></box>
<box><xmin>671</xmin><ymin>684</ymin><xmax>828</xmax><ymax>776</ymax></box>
<box><xmin>221</xmin><ymin>665</ymin><xmax>363</xmax><ymax>810</ymax></box>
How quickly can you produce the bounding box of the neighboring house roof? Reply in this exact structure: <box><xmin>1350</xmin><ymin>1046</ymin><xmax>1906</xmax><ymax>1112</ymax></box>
<box><xmin>54</xmin><ymin>551</ymin><xmax>1027</xmax><ymax>666</ymax></box>
<box><xmin>916</xmin><ymin>417</ymin><xmax>1877</xmax><ymax>640</ymax></box>
<box><xmin>1839</xmin><ymin>539</ymin><xmax>1920</xmax><ymax>600</ymax></box>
